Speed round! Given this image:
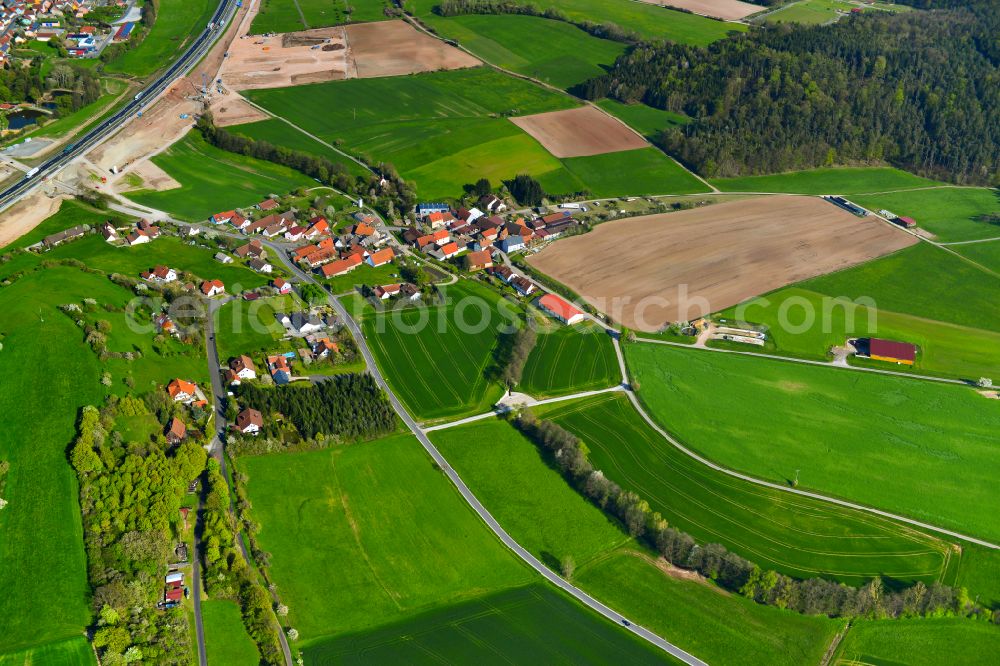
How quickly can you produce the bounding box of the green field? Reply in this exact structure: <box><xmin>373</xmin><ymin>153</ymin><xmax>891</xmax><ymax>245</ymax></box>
<box><xmin>2</xmin><ymin>199</ymin><xmax>129</xmax><ymax>252</ymax></box>
<box><xmin>408</xmin><ymin>0</ymin><xmax>744</xmax><ymax>45</ymax></box>
<box><xmin>106</xmin><ymin>0</ymin><xmax>217</xmax><ymax>77</ymax></box>
<box><xmin>323</xmin><ymin>261</ymin><xmax>399</xmax><ymax>294</ymax></box>
<box><xmin>716</xmin><ymin>286</ymin><xmax>1000</xmax><ymax>380</ymax></box>
<box><xmin>0</xmin><ymin>636</ymin><xmax>95</xmax><ymax>666</ymax></box>
<box><xmin>430</xmin><ymin>419</ymin><xmax>842</xmax><ymax>665</ymax></box>
<box><xmin>418</xmin><ymin>14</ymin><xmax>627</xmax><ymax>91</ymax></box>
<box><xmin>520</xmin><ymin>324</ymin><xmax>620</xmax><ymax>397</ymax></box>
<box><xmin>851</xmin><ymin>187</ymin><xmax>1000</xmax><ymax>242</ymax></box>
<box><xmin>799</xmin><ymin>243</ymin><xmax>1000</xmax><ymax>332</ymax></box>
<box><xmin>765</xmin><ymin>0</ymin><xmax>912</xmax><ymax>25</ymax></box>
<box><xmin>956</xmin><ymin>546</ymin><xmax>1000</xmax><ymax>609</ymax></box>
<box><xmin>305</xmin><ymin>584</ymin><xmax>671</xmax><ymax>664</ymax></box>
<box><xmin>215</xmin><ymin>293</ymin><xmax>303</xmax><ymax>361</ymax></box>
<box><xmin>126</xmin><ymin>130</ymin><xmax>313</xmax><ymax>220</ymax></box>
<box><xmin>710</xmin><ymin>167</ymin><xmax>940</xmax><ymax>194</ymax></box>
<box><xmin>954</xmin><ymin>239</ymin><xmax>1000</xmax><ymax>275</ymax></box>
<box><xmin>251</xmin><ymin>0</ymin><xmax>388</xmax><ymax>33</ymax></box>
<box><xmin>230</xmin><ymin>118</ymin><xmax>371</xmax><ymax>178</ymax></box>
<box><xmin>358</xmin><ymin>281</ymin><xmax>512</xmax><ymax>420</ymax></box>
<box><xmin>625</xmin><ymin>343</ymin><xmax>1000</xmax><ymax>543</ymax></box>
<box><xmin>540</xmin><ymin>393</ymin><xmax>956</xmax><ymax>584</ymax></box>
<box><xmin>238</xmin><ymin>434</ymin><xmax>535</xmax><ymax>644</ymax></box>
<box><xmin>0</xmin><ymin>268</ymin><xmax>125</xmax><ymax>654</ymax></box>
<box><xmin>834</xmin><ymin>618</ymin><xmax>1000</xmax><ymax>666</ymax></box>
<box><xmin>242</xmin><ymin>67</ymin><xmax>706</xmax><ymax>198</ymax></box>
<box><xmin>45</xmin><ymin>234</ymin><xmax>274</xmax><ymax>290</ymax></box>
<box><xmin>596</xmin><ymin>99</ymin><xmax>690</xmax><ymax>141</ymax></box>
<box><xmin>202</xmin><ymin>600</ymin><xmax>260</xmax><ymax>665</ymax></box>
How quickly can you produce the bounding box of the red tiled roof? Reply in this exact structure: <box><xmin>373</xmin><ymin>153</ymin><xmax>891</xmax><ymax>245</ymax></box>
<box><xmin>368</xmin><ymin>247</ymin><xmax>395</xmax><ymax>266</ymax></box>
<box><xmin>539</xmin><ymin>293</ymin><xmax>583</xmax><ymax>321</ymax></box>
<box><xmin>869</xmin><ymin>338</ymin><xmax>916</xmax><ymax>362</ymax></box>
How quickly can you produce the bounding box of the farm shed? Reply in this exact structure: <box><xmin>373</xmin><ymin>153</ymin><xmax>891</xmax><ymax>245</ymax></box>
<box><xmin>538</xmin><ymin>293</ymin><xmax>584</xmax><ymax>325</ymax></box>
<box><xmin>868</xmin><ymin>338</ymin><xmax>917</xmax><ymax>365</ymax></box>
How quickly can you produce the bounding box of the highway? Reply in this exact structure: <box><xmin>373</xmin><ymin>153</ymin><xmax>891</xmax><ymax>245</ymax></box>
<box><xmin>0</xmin><ymin>0</ymin><xmax>240</xmax><ymax>213</ymax></box>
<box><xmin>262</xmin><ymin>238</ymin><xmax>708</xmax><ymax>666</ymax></box>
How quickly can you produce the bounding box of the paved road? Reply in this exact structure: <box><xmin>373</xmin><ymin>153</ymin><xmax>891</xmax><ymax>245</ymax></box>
<box><xmin>263</xmin><ymin>240</ymin><xmax>706</xmax><ymax>665</ymax></box>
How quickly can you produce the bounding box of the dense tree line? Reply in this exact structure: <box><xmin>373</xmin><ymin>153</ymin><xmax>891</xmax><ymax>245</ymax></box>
<box><xmin>234</xmin><ymin>373</ymin><xmax>396</xmax><ymax>441</ymax></box>
<box><xmin>433</xmin><ymin>0</ymin><xmax>641</xmax><ymax>43</ymax></box>
<box><xmin>196</xmin><ymin>114</ymin><xmax>416</xmax><ymax>220</ymax></box>
<box><xmin>502</xmin><ymin>323</ymin><xmax>536</xmax><ymax>385</ymax></box>
<box><xmin>507</xmin><ymin>174</ymin><xmax>545</xmax><ymax>206</ymax></box>
<box><xmin>70</xmin><ymin>402</ymin><xmax>208</xmax><ymax>665</ymax></box>
<box><xmin>201</xmin><ymin>460</ymin><xmax>284</xmax><ymax>664</ymax></box>
<box><xmin>579</xmin><ymin>2</ymin><xmax>1000</xmax><ymax>183</ymax></box>
<box><xmin>512</xmin><ymin>411</ymin><xmax>998</xmax><ymax>622</ymax></box>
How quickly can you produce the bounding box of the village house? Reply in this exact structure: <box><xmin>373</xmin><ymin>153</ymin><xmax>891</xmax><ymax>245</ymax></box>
<box><xmin>511</xmin><ymin>276</ymin><xmax>536</xmax><ymax>296</ymax></box>
<box><xmin>248</xmin><ymin>258</ymin><xmax>273</xmax><ymax>273</ymax></box>
<box><xmin>235</xmin><ymin>239</ymin><xmax>266</xmax><ymax>259</ymax></box>
<box><xmin>179</xmin><ymin>225</ymin><xmax>200</xmax><ymax>238</ymax></box>
<box><xmin>426</xmin><ymin>211</ymin><xmax>456</xmax><ymax>229</ymax></box>
<box><xmin>229</xmin><ymin>213</ymin><xmax>251</xmax><ymax>232</ymax></box>
<box><xmin>154</xmin><ymin>313</ymin><xmax>177</xmax><ymax>336</ymax></box>
<box><xmin>125</xmin><ymin>230</ymin><xmax>152</xmax><ymax>246</ymax></box>
<box><xmin>257</xmin><ymin>198</ymin><xmax>279</xmax><ymax>211</ymax></box>
<box><xmin>200</xmin><ymin>279</ymin><xmax>225</xmax><ymax>297</ymax></box>
<box><xmin>228</xmin><ymin>355</ymin><xmax>257</xmax><ymax>384</ymax></box>
<box><xmin>538</xmin><ymin>293</ymin><xmax>585</xmax><ymax>325</ymax></box>
<box><xmin>497</xmin><ymin>235</ymin><xmax>526</xmax><ymax>253</ymax></box>
<box><xmin>165</xmin><ymin>418</ymin><xmax>186</xmax><ymax>445</ymax></box>
<box><xmin>374</xmin><ymin>283</ymin><xmax>401</xmax><ymax>300</ymax></box>
<box><xmin>235</xmin><ymin>408</ymin><xmax>263</xmax><ymax>435</ymax></box>
<box><xmin>210</xmin><ymin>210</ymin><xmax>236</xmax><ymax>225</ymax></box>
<box><xmin>266</xmin><ymin>355</ymin><xmax>292</xmax><ymax>384</ymax></box>
<box><xmin>478</xmin><ymin>194</ymin><xmax>507</xmax><ymax>213</ymax></box>
<box><xmin>99</xmin><ymin>221</ymin><xmax>118</xmax><ymax>243</ymax></box>
<box><xmin>141</xmin><ymin>265</ymin><xmax>178</xmax><ymax>283</ymax></box>
<box><xmin>215</xmin><ymin>252</ymin><xmax>233</xmax><ymax>264</ymax></box>
<box><xmin>272</xmin><ymin>278</ymin><xmax>292</xmax><ymax>294</ymax></box>
<box><xmin>305</xmin><ymin>217</ymin><xmax>330</xmax><ymax>238</ymax></box>
<box><xmin>464</xmin><ymin>249</ymin><xmax>493</xmax><ymax>271</ymax></box>
<box><xmin>312</xmin><ymin>337</ymin><xmax>339</xmax><ymax>359</ymax></box>
<box><xmin>417</xmin><ymin>202</ymin><xmax>450</xmax><ymax>218</ymax></box>
<box><xmin>367</xmin><ymin>247</ymin><xmax>395</xmax><ymax>267</ymax></box>
<box><xmin>166</xmin><ymin>379</ymin><xmax>199</xmax><ymax>403</ymax></box>
<box><xmin>414</xmin><ymin>229</ymin><xmax>450</xmax><ymax>250</ymax></box>
<box><xmin>284</xmin><ymin>225</ymin><xmax>306</xmax><ymax>242</ymax></box>
<box><xmin>490</xmin><ymin>265</ymin><xmax>514</xmax><ymax>282</ymax></box>
<box><xmin>319</xmin><ymin>254</ymin><xmax>362</xmax><ymax>277</ymax></box>
<box><xmin>430</xmin><ymin>241</ymin><xmax>461</xmax><ymax>261</ymax></box>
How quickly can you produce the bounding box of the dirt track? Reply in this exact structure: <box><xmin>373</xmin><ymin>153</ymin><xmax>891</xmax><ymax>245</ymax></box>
<box><xmin>510</xmin><ymin>106</ymin><xmax>649</xmax><ymax>158</ymax></box>
<box><xmin>527</xmin><ymin>196</ymin><xmax>918</xmax><ymax>331</ymax></box>
<box><xmin>635</xmin><ymin>0</ymin><xmax>763</xmax><ymax>20</ymax></box>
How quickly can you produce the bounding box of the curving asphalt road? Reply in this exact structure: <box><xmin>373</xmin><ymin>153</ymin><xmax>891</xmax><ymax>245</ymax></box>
<box><xmin>263</xmin><ymin>239</ymin><xmax>707</xmax><ymax>665</ymax></box>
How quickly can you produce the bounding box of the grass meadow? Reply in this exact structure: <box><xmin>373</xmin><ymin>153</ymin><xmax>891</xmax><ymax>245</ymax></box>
<box><xmin>766</xmin><ymin>0</ymin><xmax>912</xmax><ymax>25</ymax></box>
<box><xmin>252</xmin><ymin>0</ymin><xmax>388</xmax><ymax>32</ymax></box>
<box><xmin>105</xmin><ymin>0</ymin><xmax>216</xmax><ymax>77</ymax></box>
<box><xmin>408</xmin><ymin>0</ymin><xmax>744</xmax><ymax>44</ymax></box>
<box><xmin>230</xmin><ymin>118</ymin><xmax>370</xmax><ymax>178</ymax></box>
<box><xmin>241</xmin><ymin>67</ymin><xmax>707</xmax><ymax>199</ymax></box>
<box><xmin>956</xmin><ymin>545</ymin><xmax>1000</xmax><ymax>609</ymax></box>
<box><xmin>2</xmin><ymin>199</ymin><xmax>129</xmax><ymax>251</ymax></box>
<box><xmin>126</xmin><ymin>130</ymin><xmax>313</xmax><ymax>220</ymax></box>
<box><xmin>715</xmin><ymin>286</ymin><xmax>1000</xmax><ymax>380</ymax></box>
<box><xmin>429</xmin><ymin>419</ymin><xmax>842</xmax><ymax>665</ymax></box>
<box><xmin>596</xmin><ymin>99</ymin><xmax>690</xmax><ymax>141</ymax></box>
<box><xmin>851</xmin><ymin>187</ymin><xmax>1000</xmax><ymax>242</ymax></box>
<box><xmin>304</xmin><ymin>584</ymin><xmax>670</xmax><ymax>664</ymax></box>
<box><xmin>540</xmin><ymin>394</ymin><xmax>957</xmax><ymax>585</ymax></box>
<box><xmin>358</xmin><ymin>281</ymin><xmax>514</xmax><ymax>420</ymax></box>
<box><xmin>954</xmin><ymin>239</ymin><xmax>1000</xmax><ymax>275</ymax></box>
<box><xmin>0</xmin><ymin>636</ymin><xmax>94</xmax><ymax>666</ymax></box>
<box><xmin>0</xmin><ymin>268</ymin><xmax>124</xmax><ymax>654</ymax></box>
<box><xmin>520</xmin><ymin>324</ymin><xmax>619</xmax><ymax>397</ymax></box>
<box><xmin>799</xmin><ymin>243</ymin><xmax>1000</xmax><ymax>332</ymax></box>
<box><xmin>214</xmin><ymin>293</ymin><xmax>304</xmax><ymax>361</ymax></box>
<box><xmin>418</xmin><ymin>14</ymin><xmax>627</xmax><ymax>91</ymax></box>
<box><xmin>710</xmin><ymin>166</ymin><xmax>940</xmax><ymax>194</ymax></box>
<box><xmin>201</xmin><ymin>600</ymin><xmax>260</xmax><ymax>665</ymax></box>
<box><xmin>237</xmin><ymin>434</ymin><xmax>535</xmax><ymax>646</ymax></box>
<box><xmin>834</xmin><ymin>618</ymin><xmax>1000</xmax><ymax>665</ymax></box>
<box><xmin>625</xmin><ymin>343</ymin><xmax>1000</xmax><ymax>543</ymax></box>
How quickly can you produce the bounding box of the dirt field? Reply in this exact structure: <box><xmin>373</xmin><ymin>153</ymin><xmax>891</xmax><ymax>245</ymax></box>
<box><xmin>527</xmin><ymin>196</ymin><xmax>918</xmax><ymax>331</ymax></box>
<box><xmin>0</xmin><ymin>192</ymin><xmax>67</xmax><ymax>248</ymax></box>
<box><xmin>510</xmin><ymin>106</ymin><xmax>649</xmax><ymax>158</ymax></box>
<box><xmin>121</xmin><ymin>160</ymin><xmax>181</xmax><ymax>192</ymax></box>
<box><xmin>345</xmin><ymin>20</ymin><xmax>480</xmax><ymax>78</ymax></box>
<box><xmin>219</xmin><ymin>26</ymin><xmax>349</xmax><ymax>90</ymax></box>
<box><xmin>635</xmin><ymin>0</ymin><xmax>763</xmax><ymax>20</ymax></box>
<box><xmin>209</xmin><ymin>94</ymin><xmax>269</xmax><ymax>127</ymax></box>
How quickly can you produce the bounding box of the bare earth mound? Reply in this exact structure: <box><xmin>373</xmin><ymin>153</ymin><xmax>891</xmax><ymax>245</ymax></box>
<box><xmin>209</xmin><ymin>94</ymin><xmax>269</xmax><ymax>127</ymax></box>
<box><xmin>510</xmin><ymin>106</ymin><xmax>649</xmax><ymax>158</ymax></box>
<box><xmin>122</xmin><ymin>160</ymin><xmax>181</xmax><ymax>192</ymax></box>
<box><xmin>635</xmin><ymin>0</ymin><xmax>762</xmax><ymax>21</ymax></box>
<box><xmin>345</xmin><ymin>20</ymin><xmax>480</xmax><ymax>78</ymax></box>
<box><xmin>527</xmin><ymin>196</ymin><xmax>918</xmax><ymax>331</ymax></box>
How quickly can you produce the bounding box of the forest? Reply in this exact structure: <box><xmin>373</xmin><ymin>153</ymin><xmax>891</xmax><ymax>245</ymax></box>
<box><xmin>578</xmin><ymin>0</ymin><xmax>999</xmax><ymax>183</ymax></box>
<box><xmin>233</xmin><ymin>373</ymin><xmax>396</xmax><ymax>441</ymax></box>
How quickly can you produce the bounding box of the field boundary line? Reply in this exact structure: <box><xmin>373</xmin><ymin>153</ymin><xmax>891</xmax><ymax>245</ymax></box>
<box><xmin>612</xmin><ymin>338</ymin><xmax>1000</xmax><ymax>551</ymax></box>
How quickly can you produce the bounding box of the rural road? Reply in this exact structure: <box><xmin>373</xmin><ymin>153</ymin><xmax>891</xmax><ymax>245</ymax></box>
<box><xmin>264</xmin><ymin>240</ymin><xmax>708</xmax><ymax>665</ymax></box>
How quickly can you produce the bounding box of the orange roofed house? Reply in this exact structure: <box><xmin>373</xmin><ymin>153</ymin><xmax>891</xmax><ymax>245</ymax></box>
<box><xmin>537</xmin><ymin>293</ymin><xmax>585</xmax><ymax>325</ymax></box>
<box><xmin>167</xmin><ymin>379</ymin><xmax>205</xmax><ymax>405</ymax></box>
<box><xmin>366</xmin><ymin>247</ymin><xmax>395</xmax><ymax>267</ymax></box>
<box><xmin>319</xmin><ymin>253</ymin><xmax>363</xmax><ymax>277</ymax></box>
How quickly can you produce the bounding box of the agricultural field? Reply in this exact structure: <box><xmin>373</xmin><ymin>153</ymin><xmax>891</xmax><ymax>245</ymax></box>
<box><xmin>241</xmin><ymin>67</ymin><xmax>706</xmax><ymax>199</ymax></box>
<box><xmin>407</xmin><ymin>0</ymin><xmax>744</xmax><ymax>45</ymax></box>
<box><xmin>125</xmin><ymin>130</ymin><xmax>313</xmax><ymax>220</ymax></box>
<box><xmin>105</xmin><ymin>0</ymin><xmax>217</xmax><ymax>77</ymax></box>
<box><xmin>625</xmin><ymin>343</ymin><xmax>1000</xmax><ymax>543</ymax></box>
<box><xmin>799</xmin><ymin>242</ymin><xmax>1000</xmax><ymax>332</ymax></box>
<box><xmin>305</xmin><ymin>584</ymin><xmax>669</xmax><ymax>664</ymax></box>
<box><xmin>540</xmin><ymin>393</ymin><xmax>957</xmax><ymax>584</ymax></box>
<box><xmin>201</xmin><ymin>600</ymin><xmax>260</xmax><ymax>665</ymax></box>
<box><xmin>358</xmin><ymin>280</ymin><xmax>514</xmax><ymax>420</ymax></box>
<box><xmin>237</xmin><ymin>434</ymin><xmax>536</xmax><ymax>647</ymax></box>
<box><xmin>45</xmin><ymin>234</ymin><xmax>274</xmax><ymax>290</ymax></box>
<box><xmin>229</xmin><ymin>119</ymin><xmax>370</xmax><ymax>178</ymax></box>
<box><xmin>710</xmin><ymin>166</ymin><xmax>940</xmax><ymax>194</ymax></box>
<box><xmin>252</xmin><ymin>0</ymin><xmax>389</xmax><ymax>33</ymax></box>
<box><xmin>954</xmin><ymin>239</ymin><xmax>1000</xmax><ymax>275</ymax></box>
<box><xmin>851</xmin><ymin>187</ymin><xmax>1000</xmax><ymax>242</ymax></box>
<box><xmin>956</xmin><ymin>546</ymin><xmax>1000</xmax><ymax>608</ymax></box>
<box><xmin>0</xmin><ymin>267</ymin><xmax>124</xmax><ymax>656</ymax></box>
<box><xmin>715</xmin><ymin>286</ymin><xmax>1000</xmax><ymax>380</ymax></box>
<box><xmin>596</xmin><ymin>99</ymin><xmax>690</xmax><ymax>141</ymax></box>
<box><xmin>765</xmin><ymin>0</ymin><xmax>912</xmax><ymax>25</ymax></box>
<box><xmin>520</xmin><ymin>324</ymin><xmax>620</xmax><ymax>397</ymax></box>
<box><xmin>214</xmin><ymin>293</ymin><xmax>304</xmax><ymax>361</ymax></box>
<box><xmin>430</xmin><ymin>419</ymin><xmax>843</xmax><ymax>665</ymax></box>
<box><xmin>834</xmin><ymin>618</ymin><xmax>1000</xmax><ymax>666</ymax></box>
<box><xmin>0</xmin><ymin>636</ymin><xmax>94</xmax><ymax>666</ymax></box>
<box><xmin>417</xmin><ymin>14</ymin><xmax>628</xmax><ymax>91</ymax></box>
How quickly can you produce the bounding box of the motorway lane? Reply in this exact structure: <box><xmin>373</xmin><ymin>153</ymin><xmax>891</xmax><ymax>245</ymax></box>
<box><xmin>262</xmin><ymin>239</ymin><xmax>707</xmax><ymax>665</ymax></box>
